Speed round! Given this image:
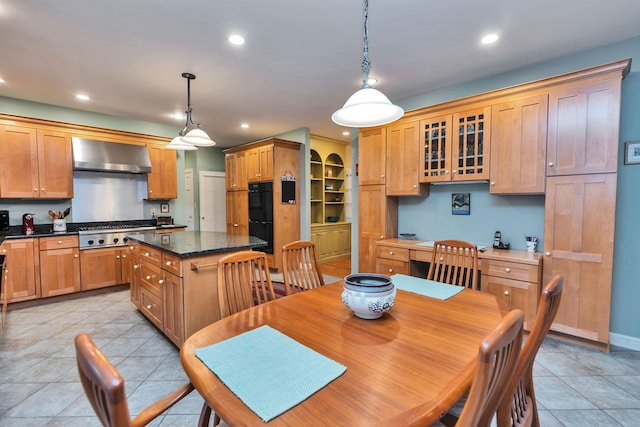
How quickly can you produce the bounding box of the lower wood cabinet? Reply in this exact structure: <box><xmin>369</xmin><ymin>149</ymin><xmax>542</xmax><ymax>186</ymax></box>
<box><xmin>162</xmin><ymin>270</ymin><xmax>184</xmax><ymax>345</ymax></box>
<box><xmin>79</xmin><ymin>247</ymin><xmax>129</xmax><ymax>291</ymax></box>
<box><xmin>375</xmin><ymin>244</ymin><xmax>409</xmax><ymax>275</ymax></box>
<box><xmin>40</xmin><ymin>236</ymin><xmax>80</xmax><ymax>297</ymax></box>
<box><xmin>1</xmin><ymin>238</ymin><xmax>40</xmax><ymax>302</ymax></box>
<box><xmin>311</xmin><ymin>223</ymin><xmax>351</xmax><ymax>262</ymax></box>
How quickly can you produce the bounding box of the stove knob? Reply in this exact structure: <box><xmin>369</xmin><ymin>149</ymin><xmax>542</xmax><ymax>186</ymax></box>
<box><xmin>123</xmin><ymin>237</ymin><xmax>129</xmax><ymax>243</ymax></box>
<box><xmin>98</xmin><ymin>239</ymin><xmax>105</xmax><ymax>244</ymax></box>
<box><xmin>113</xmin><ymin>237</ymin><xmax>120</xmax><ymax>244</ymax></box>
<box><xmin>88</xmin><ymin>240</ymin><xmax>94</xmax><ymax>245</ymax></box>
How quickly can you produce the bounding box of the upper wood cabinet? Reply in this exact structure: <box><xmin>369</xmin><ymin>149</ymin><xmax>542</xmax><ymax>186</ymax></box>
<box><xmin>547</xmin><ymin>78</ymin><xmax>622</xmax><ymax>176</ymax></box>
<box><xmin>147</xmin><ymin>145</ymin><xmax>177</xmax><ymax>199</ymax></box>
<box><xmin>247</xmin><ymin>144</ymin><xmax>273</xmax><ymax>182</ymax></box>
<box><xmin>358</xmin><ymin>127</ymin><xmax>386</xmax><ymax>185</ymax></box>
<box><xmin>386</xmin><ymin>121</ymin><xmax>427</xmax><ymax>196</ymax></box>
<box><xmin>0</xmin><ymin>126</ymin><xmax>73</xmax><ymax>198</ymax></box>
<box><xmin>419</xmin><ymin>106</ymin><xmax>490</xmax><ymax>183</ymax></box>
<box><xmin>225</xmin><ymin>151</ymin><xmax>248</xmax><ymax>191</ymax></box>
<box><xmin>489</xmin><ymin>94</ymin><xmax>548</xmax><ymax>194</ymax></box>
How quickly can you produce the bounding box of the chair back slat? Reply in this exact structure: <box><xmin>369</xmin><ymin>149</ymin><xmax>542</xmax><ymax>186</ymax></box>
<box><xmin>428</xmin><ymin>240</ymin><xmax>479</xmax><ymax>289</ymax></box>
<box><xmin>218</xmin><ymin>251</ymin><xmax>276</xmax><ymax>317</ymax></box>
<box><xmin>497</xmin><ymin>275</ymin><xmax>564</xmax><ymax>427</ymax></box>
<box><xmin>456</xmin><ymin>309</ymin><xmax>524</xmax><ymax>427</ymax></box>
<box><xmin>282</xmin><ymin>240</ymin><xmax>325</xmax><ymax>295</ymax></box>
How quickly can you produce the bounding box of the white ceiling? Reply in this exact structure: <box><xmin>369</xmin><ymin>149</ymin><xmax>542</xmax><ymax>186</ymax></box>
<box><xmin>1</xmin><ymin>1</ymin><xmax>640</xmax><ymax>148</ymax></box>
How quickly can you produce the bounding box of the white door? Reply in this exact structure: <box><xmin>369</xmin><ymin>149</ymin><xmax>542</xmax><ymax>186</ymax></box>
<box><xmin>199</xmin><ymin>171</ymin><xmax>226</xmax><ymax>232</ymax></box>
<box><xmin>184</xmin><ymin>168</ymin><xmax>195</xmax><ymax>231</ymax></box>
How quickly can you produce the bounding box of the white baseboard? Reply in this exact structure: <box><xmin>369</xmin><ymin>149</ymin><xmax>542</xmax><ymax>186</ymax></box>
<box><xmin>610</xmin><ymin>332</ymin><xmax>640</xmax><ymax>351</ymax></box>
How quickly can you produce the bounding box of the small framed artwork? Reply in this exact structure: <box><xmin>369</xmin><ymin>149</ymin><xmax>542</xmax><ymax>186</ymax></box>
<box><xmin>452</xmin><ymin>193</ymin><xmax>470</xmax><ymax>215</ymax></box>
<box><xmin>624</xmin><ymin>141</ymin><xmax>640</xmax><ymax>165</ymax></box>
<box><xmin>160</xmin><ymin>203</ymin><xmax>170</xmax><ymax>213</ymax></box>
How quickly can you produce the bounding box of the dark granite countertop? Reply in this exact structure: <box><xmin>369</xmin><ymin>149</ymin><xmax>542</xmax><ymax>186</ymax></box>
<box><xmin>126</xmin><ymin>231</ymin><xmax>267</xmax><ymax>258</ymax></box>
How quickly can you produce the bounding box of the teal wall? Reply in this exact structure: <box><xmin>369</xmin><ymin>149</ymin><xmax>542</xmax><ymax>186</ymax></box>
<box><xmin>354</xmin><ymin>35</ymin><xmax>640</xmax><ymax>344</ymax></box>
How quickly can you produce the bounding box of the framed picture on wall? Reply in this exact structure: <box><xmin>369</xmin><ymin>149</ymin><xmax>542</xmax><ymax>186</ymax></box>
<box><xmin>451</xmin><ymin>193</ymin><xmax>470</xmax><ymax>215</ymax></box>
<box><xmin>624</xmin><ymin>141</ymin><xmax>640</xmax><ymax>165</ymax></box>
<box><xmin>160</xmin><ymin>203</ymin><xmax>169</xmax><ymax>213</ymax></box>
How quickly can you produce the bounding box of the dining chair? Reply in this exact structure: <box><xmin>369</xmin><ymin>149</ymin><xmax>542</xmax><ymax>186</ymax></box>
<box><xmin>74</xmin><ymin>332</ymin><xmax>198</xmax><ymax>427</ymax></box>
<box><xmin>281</xmin><ymin>240</ymin><xmax>325</xmax><ymax>295</ymax></box>
<box><xmin>427</xmin><ymin>239</ymin><xmax>479</xmax><ymax>289</ymax></box>
<box><xmin>217</xmin><ymin>250</ymin><xmax>276</xmax><ymax>318</ymax></box>
<box><xmin>441</xmin><ymin>309</ymin><xmax>524</xmax><ymax>427</ymax></box>
<box><xmin>496</xmin><ymin>275</ymin><xmax>564</xmax><ymax>427</ymax></box>
<box><xmin>1</xmin><ymin>251</ymin><xmax>8</xmax><ymax>329</ymax></box>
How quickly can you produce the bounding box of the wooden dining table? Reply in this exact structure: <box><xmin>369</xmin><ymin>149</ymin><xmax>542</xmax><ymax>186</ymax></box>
<box><xmin>180</xmin><ymin>281</ymin><xmax>508</xmax><ymax>426</ymax></box>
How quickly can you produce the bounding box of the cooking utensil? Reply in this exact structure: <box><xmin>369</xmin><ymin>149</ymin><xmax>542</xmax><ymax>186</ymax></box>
<box><xmin>62</xmin><ymin>207</ymin><xmax>71</xmax><ymax>219</ymax></box>
<box><xmin>48</xmin><ymin>210</ymin><xmax>57</xmax><ymax>219</ymax></box>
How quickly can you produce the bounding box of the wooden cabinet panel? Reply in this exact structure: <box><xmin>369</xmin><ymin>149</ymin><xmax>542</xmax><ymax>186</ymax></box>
<box><xmin>147</xmin><ymin>145</ymin><xmax>178</xmax><ymax>199</ymax></box>
<box><xmin>40</xmin><ymin>236</ymin><xmax>80</xmax><ymax>297</ymax></box>
<box><xmin>0</xmin><ymin>126</ymin><xmax>73</xmax><ymax>198</ymax></box>
<box><xmin>358</xmin><ymin>127</ymin><xmax>386</xmax><ymax>185</ymax></box>
<box><xmin>226</xmin><ymin>191</ymin><xmax>248</xmax><ymax>236</ymax></box>
<box><xmin>375</xmin><ymin>258</ymin><xmax>409</xmax><ymax>276</ymax></box>
<box><xmin>543</xmin><ymin>173</ymin><xmax>616</xmax><ymax>345</ymax></box>
<box><xmin>484</xmin><ymin>275</ymin><xmax>538</xmax><ymax>330</ymax></box>
<box><xmin>311</xmin><ymin>223</ymin><xmax>351</xmax><ymax>262</ymax></box>
<box><xmin>358</xmin><ymin>185</ymin><xmax>397</xmax><ymax>273</ymax></box>
<box><xmin>452</xmin><ymin>106</ymin><xmax>491</xmax><ymax>181</ymax></box>
<box><xmin>225</xmin><ymin>152</ymin><xmax>248</xmax><ymax>191</ymax></box>
<box><xmin>129</xmin><ymin>253</ymin><xmax>142</xmax><ymax>308</ymax></box>
<box><xmin>162</xmin><ymin>251</ymin><xmax>183</xmax><ymax>277</ymax></box>
<box><xmin>420</xmin><ymin>114</ymin><xmax>453</xmax><ymax>183</ymax></box>
<box><xmin>375</xmin><ymin>245</ymin><xmax>409</xmax><ymax>262</ymax></box>
<box><xmin>2</xmin><ymin>239</ymin><xmax>39</xmax><ymax>302</ymax></box>
<box><xmin>140</xmin><ymin>285</ymin><xmax>163</xmax><ymax>329</ymax></box>
<box><xmin>162</xmin><ymin>271</ymin><xmax>184</xmax><ymax>346</ymax></box>
<box><xmin>80</xmin><ymin>247</ymin><xmax>126</xmax><ymax>291</ymax></box>
<box><xmin>138</xmin><ymin>243</ymin><xmax>162</xmax><ymax>266</ymax></box>
<box><xmin>490</xmin><ymin>94</ymin><xmax>547</xmax><ymax>194</ymax></box>
<box><xmin>140</xmin><ymin>261</ymin><xmax>163</xmax><ymax>295</ymax></box>
<box><xmin>386</xmin><ymin>121</ymin><xmax>426</xmax><ymax>196</ymax></box>
<box><xmin>482</xmin><ymin>259</ymin><xmax>539</xmax><ymax>284</ymax></box>
<box><xmin>247</xmin><ymin>145</ymin><xmax>273</xmax><ymax>182</ymax></box>
<box><xmin>547</xmin><ymin>78</ymin><xmax>621</xmax><ymax>176</ymax></box>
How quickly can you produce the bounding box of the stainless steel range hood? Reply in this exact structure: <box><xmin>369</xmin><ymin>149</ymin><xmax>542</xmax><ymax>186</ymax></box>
<box><xmin>72</xmin><ymin>137</ymin><xmax>152</xmax><ymax>174</ymax></box>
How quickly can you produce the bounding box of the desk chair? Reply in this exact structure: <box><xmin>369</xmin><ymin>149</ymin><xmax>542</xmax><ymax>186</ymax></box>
<box><xmin>497</xmin><ymin>275</ymin><xmax>564</xmax><ymax>427</ymax></box>
<box><xmin>217</xmin><ymin>251</ymin><xmax>276</xmax><ymax>318</ymax></box>
<box><xmin>282</xmin><ymin>240</ymin><xmax>325</xmax><ymax>295</ymax></box>
<box><xmin>75</xmin><ymin>333</ymin><xmax>197</xmax><ymax>427</ymax></box>
<box><xmin>444</xmin><ymin>309</ymin><xmax>524</xmax><ymax>427</ymax></box>
<box><xmin>427</xmin><ymin>239</ymin><xmax>479</xmax><ymax>289</ymax></box>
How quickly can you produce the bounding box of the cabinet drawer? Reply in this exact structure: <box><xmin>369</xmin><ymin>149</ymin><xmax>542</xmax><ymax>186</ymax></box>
<box><xmin>140</xmin><ymin>286</ymin><xmax>163</xmax><ymax>329</ymax></box>
<box><xmin>162</xmin><ymin>252</ymin><xmax>182</xmax><ymax>277</ymax></box>
<box><xmin>375</xmin><ymin>245</ymin><xmax>409</xmax><ymax>262</ymax></box>
<box><xmin>375</xmin><ymin>258</ymin><xmax>409</xmax><ymax>276</ymax></box>
<box><xmin>140</xmin><ymin>262</ymin><xmax>163</xmax><ymax>295</ymax></box>
<box><xmin>137</xmin><ymin>243</ymin><xmax>162</xmax><ymax>266</ymax></box>
<box><xmin>39</xmin><ymin>235</ymin><xmax>78</xmax><ymax>250</ymax></box>
<box><xmin>483</xmin><ymin>259</ymin><xmax>539</xmax><ymax>283</ymax></box>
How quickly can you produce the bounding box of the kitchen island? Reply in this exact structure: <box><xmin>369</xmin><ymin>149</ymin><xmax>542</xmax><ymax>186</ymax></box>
<box><xmin>126</xmin><ymin>231</ymin><xmax>267</xmax><ymax>346</ymax></box>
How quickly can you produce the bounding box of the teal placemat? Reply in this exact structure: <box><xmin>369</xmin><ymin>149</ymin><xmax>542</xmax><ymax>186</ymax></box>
<box><xmin>195</xmin><ymin>325</ymin><xmax>347</xmax><ymax>422</ymax></box>
<box><xmin>390</xmin><ymin>274</ymin><xmax>464</xmax><ymax>300</ymax></box>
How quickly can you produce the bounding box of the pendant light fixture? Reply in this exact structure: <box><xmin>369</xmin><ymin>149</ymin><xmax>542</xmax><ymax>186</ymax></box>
<box><xmin>166</xmin><ymin>72</ymin><xmax>215</xmax><ymax>150</ymax></box>
<box><xmin>331</xmin><ymin>0</ymin><xmax>404</xmax><ymax>128</ymax></box>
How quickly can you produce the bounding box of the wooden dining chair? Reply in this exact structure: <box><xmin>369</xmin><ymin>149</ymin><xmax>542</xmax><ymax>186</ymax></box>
<box><xmin>496</xmin><ymin>275</ymin><xmax>564</xmax><ymax>427</ymax></box>
<box><xmin>427</xmin><ymin>239</ymin><xmax>479</xmax><ymax>289</ymax></box>
<box><xmin>441</xmin><ymin>309</ymin><xmax>524</xmax><ymax>427</ymax></box>
<box><xmin>217</xmin><ymin>250</ymin><xmax>276</xmax><ymax>318</ymax></box>
<box><xmin>74</xmin><ymin>332</ymin><xmax>197</xmax><ymax>427</ymax></box>
<box><xmin>281</xmin><ymin>240</ymin><xmax>325</xmax><ymax>295</ymax></box>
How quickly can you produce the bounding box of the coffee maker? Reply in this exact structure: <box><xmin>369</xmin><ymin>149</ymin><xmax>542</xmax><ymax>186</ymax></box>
<box><xmin>22</xmin><ymin>213</ymin><xmax>35</xmax><ymax>235</ymax></box>
<box><xmin>0</xmin><ymin>210</ymin><xmax>8</xmax><ymax>231</ymax></box>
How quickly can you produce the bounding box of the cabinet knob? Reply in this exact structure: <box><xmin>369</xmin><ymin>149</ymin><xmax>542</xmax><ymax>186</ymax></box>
<box><xmin>413</xmin><ymin>184</ymin><xmax>417</xmax><ymax>188</ymax></box>
<box><xmin>452</xmin><ymin>170</ymin><xmax>457</xmax><ymax>174</ymax></box>
<box><xmin>440</xmin><ymin>257</ymin><xmax>444</xmax><ymax>261</ymax></box>
<box><xmin>57</xmin><ymin>241</ymin><xmax>62</xmax><ymax>244</ymax></box>
<box><xmin>234</xmin><ymin>224</ymin><xmax>238</xmax><ymax>227</ymax></box>
<box><xmin>74</xmin><ymin>254</ymin><xmax>79</xmax><ymax>258</ymax></box>
<box><xmin>166</xmin><ymin>261</ymin><xmax>172</xmax><ymax>266</ymax></box>
<box><xmin>505</xmin><ymin>268</ymin><xmax>511</xmax><ymax>273</ymax></box>
<box><xmin>490</xmin><ymin>181</ymin><xmax>495</xmax><ymax>186</ymax></box>
<box><xmin>145</xmin><ymin>275</ymin><xmax>151</xmax><ymax>280</ymax></box>
<box><xmin>548</xmin><ymin>162</ymin><xmax>554</xmax><ymax>167</ymax></box>
<box><xmin>116</xmin><ymin>255</ymin><xmax>120</xmax><ymax>259</ymax></box>
<box><xmin>144</xmin><ymin>252</ymin><xmax>150</xmax><ymax>256</ymax></box>
<box><xmin>380</xmin><ymin>235</ymin><xmax>384</xmax><ymax>239</ymax></box>
<box><xmin>445</xmin><ymin>170</ymin><xmax>449</xmax><ymax>174</ymax></box>
<box><xmin>122</xmin><ymin>254</ymin><xmax>126</xmax><ymax>259</ymax></box>
<box><xmin>41</xmin><ymin>188</ymin><xmax>46</xmax><ymax>191</ymax></box>
<box><xmin>146</xmin><ymin>305</ymin><xmax>152</xmax><ymax>310</ymax></box>
<box><xmin>545</xmin><ymin>251</ymin><xmax>551</xmax><ymax>256</ymax></box>
<box><xmin>503</xmin><ymin>291</ymin><xmax>510</xmax><ymax>296</ymax></box>
<box><xmin>134</xmin><ymin>264</ymin><xmax>140</xmax><ymax>269</ymax></box>
<box><xmin>130</xmin><ymin>246</ymin><xmax>134</xmax><ymax>250</ymax></box>
<box><xmin>389</xmin><ymin>251</ymin><xmax>394</xmax><ymax>255</ymax></box>
<box><xmin>388</xmin><ymin>268</ymin><xmax>393</xmax><ymax>273</ymax></box>
<box><xmin>34</xmin><ymin>188</ymin><xmax>38</xmax><ymax>192</ymax></box>
<box><xmin>381</xmin><ymin>174</ymin><xmax>385</xmax><ymax>178</ymax></box>
<box><xmin>158</xmin><ymin>279</ymin><xmax>164</xmax><ymax>285</ymax></box>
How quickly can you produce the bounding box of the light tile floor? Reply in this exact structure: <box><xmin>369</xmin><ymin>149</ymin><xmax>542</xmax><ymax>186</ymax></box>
<box><xmin>1</xmin><ymin>289</ymin><xmax>639</xmax><ymax>426</ymax></box>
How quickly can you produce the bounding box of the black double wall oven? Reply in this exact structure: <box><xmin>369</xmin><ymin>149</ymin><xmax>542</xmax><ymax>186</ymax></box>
<box><xmin>248</xmin><ymin>182</ymin><xmax>273</xmax><ymax>254</ymax></box>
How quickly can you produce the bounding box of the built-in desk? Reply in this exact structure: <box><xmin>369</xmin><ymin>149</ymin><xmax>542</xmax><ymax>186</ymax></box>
<box><xmin>375</xmin><ymin>238</ymin><xmax>543</xmax><ymax>329</ymax></box>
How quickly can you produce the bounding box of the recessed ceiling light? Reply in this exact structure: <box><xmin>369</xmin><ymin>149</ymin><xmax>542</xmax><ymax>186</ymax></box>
<box><xmin>241</xmin><ymin>123</ymin><xmax>249</xmax><ymax>129</ymax></box>
<box><xmin>0</xmin><ymin>77</ymin><xmax>5</xmax><ymax>83</ymax></box>
<box><xmin>229</xmin><ymin>34</ymin><xmax>245</xmax><ymax>45</ymax></box>
<box><xmin>366</xmin><ymin>78</ymin><xmax>378</xmax><ymax>86</ymax></box>
<box><xmin>481</xmin><ymin>34</ymin><xmax>499</xmax><ymax>44</ymax></box>
<box><xmin>342</xmin><ymin>131</ymin><xmax>350</xmax><ymax>136</ymax></box>
<box><xmin>75</xmin><ymin>94</ymin><xmax>90</xmax><ymax>101</ymax></box>
<box><xmin>171</xmin><ymin>113</ymin><xmax>185</xmax><ymax>120</ymax></box>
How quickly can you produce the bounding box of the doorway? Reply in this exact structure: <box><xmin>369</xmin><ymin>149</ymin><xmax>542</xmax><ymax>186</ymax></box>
<box><xmin>199</xmin><ymin>171</ymin><xmax>226</xmax><ymax>232</ymax></box>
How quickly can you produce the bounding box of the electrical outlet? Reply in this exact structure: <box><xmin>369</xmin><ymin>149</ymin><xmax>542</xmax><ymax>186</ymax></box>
<box><xmin>151</xmin><ymin>208</ymin><xmax>156</xmax><ymax>216</ymax></box>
